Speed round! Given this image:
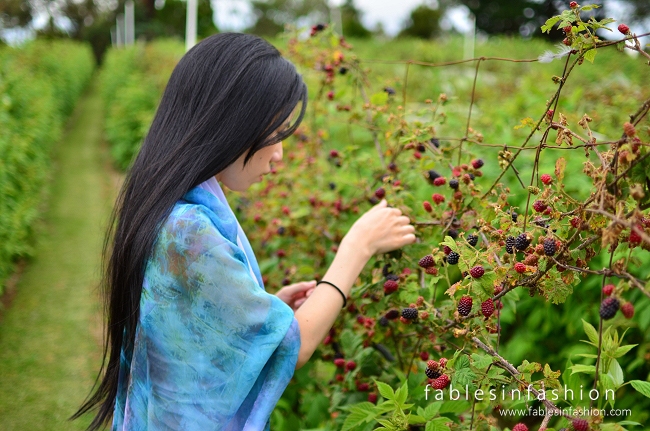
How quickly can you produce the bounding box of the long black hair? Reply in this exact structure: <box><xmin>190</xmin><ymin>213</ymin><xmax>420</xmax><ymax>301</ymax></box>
<box><xmin>70</xmin><ymin>33</ymin><xmax>307</xmax><ymax>430</ymax></box>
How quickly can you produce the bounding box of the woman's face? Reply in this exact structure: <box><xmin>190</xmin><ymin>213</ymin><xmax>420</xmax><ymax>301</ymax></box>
<box><xmin>215</xmin><ymin>141</ymin><xmax>283</xmax><ymax>192</ymax></box>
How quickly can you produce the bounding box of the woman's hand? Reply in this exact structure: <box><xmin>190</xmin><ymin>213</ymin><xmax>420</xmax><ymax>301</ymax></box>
<box><xmin>275</xmin><ymin>280</ymin><xmax>317</xmax><ymax>312</ymax></box>
<box><xmin>343</xmin><ymin>199</ymin><xmax>416</xmax><ymax>258</ymax></box>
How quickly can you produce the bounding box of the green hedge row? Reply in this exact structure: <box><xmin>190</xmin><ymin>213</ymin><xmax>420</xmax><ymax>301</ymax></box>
<box><xmin>99</xmin><ymin>39</ymin><xmax>184</xmax><ymax>170</ymax></box>
<box><xmin>0</xmin><ymin>40</ymin><xmax>95</xmax><ymax>294</ymax></box>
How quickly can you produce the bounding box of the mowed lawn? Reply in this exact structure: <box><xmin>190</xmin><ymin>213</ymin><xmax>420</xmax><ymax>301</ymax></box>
<box><xmin>0</xmin><ymin>75</ymin><xmax>120</xmax><ymax>430</ymax></box>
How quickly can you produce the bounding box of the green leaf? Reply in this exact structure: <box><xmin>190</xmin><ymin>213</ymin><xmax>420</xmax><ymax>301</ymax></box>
<box><xmin>471</xmin><ymin>353</ymin><xmax>493</xmax><ymax>369</ymax></box>
<box><xmin>570</xmin><ymin>364</ymin><xmax>596</xmax><ymax>375</ymax></box>
<box><xmin>425</xmin><ymin>417</ymin><xmax>451</xmax><ymax>431</ymax></box>
<box><xmin>630</xmin><ymin>380</ymin><xmax>650</xmax><ymax>398</ymax></box>
<box><xmin>582</xmin><ymin>319</ymin><xmax>599</xmax><ymax>345</ymax></box>
<box><xmin>608</xmin><ymin>359</ymin><xmax>624</xmax><ymax>388</ymax></box>
<box><xmin>613</xmin><ymin>344</ymin><xmax>638</xmax><ymax>358</ymax></box>
<box><xmin>455</xmin><ymin>355</ymin><xmax>470</xmax><ymax>369</ymax></box>
<box><xmin>422</xmin><ymin>402</ymin><xmax>442</xmax><ymax>420</ymax></box>
<box><xmin>617</xmin><ymin>421</ymin><xmax>643</xmax><ymax>427</ymax></box>
<box><xmin>408</xmin><ymin>415</ymin><xmax>427</xmax><ymax>424</ymax></box>
<box><xmin>376</xmin><ymin>381</ymin><xmax>395</xmax><ymax>400</ymax></box>
<box><xmin>583</xmin><ymin>48</ymin><xmax>597</xmax><ymax>63</ymax></box>
<box><xmin>340</xmin><ymin>329</ymin><xmax>363</xmax><ymax>356</ymax></box>
<box><xmin>439</xmin><ymin>400</ymin><xmax>470</xmax><ymax>414</ymax></box>
<box><xmin>541</xmin><ymin>16</ymin><xmax>562</xmax><ymax>33</ymax></box>
<box><xmin>341</xmin><ymin>403</ymin><xmax>379</xmax><ymax>431</ymax></box>
<box><xmin>370</xmin><ymin>92</ymin><xmax>388</xmax><ymax>105</ymax></box>
<box><xmin>395</xmin><ymin>382</ymin><xmax>408</xmax><ymax>406</ymax></box>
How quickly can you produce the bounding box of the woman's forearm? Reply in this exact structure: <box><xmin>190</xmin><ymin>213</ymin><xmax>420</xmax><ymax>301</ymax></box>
<box><xmin>293</xmin><ymin>235</ymin><xmax>370</xmax><ymax>369</ymax></box>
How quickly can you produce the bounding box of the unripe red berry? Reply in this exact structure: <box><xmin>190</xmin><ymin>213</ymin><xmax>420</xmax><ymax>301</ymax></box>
<box><xmin>329</xmin><ymin>149</ymin><xmax>339</xmax><ymax>158</ymax></box>
<box><xmin>470</xmin><ymin>265</ymin><xmax>485</xmax><ymax>278</ymax></box>
<box><xmin>512</xmin><ymin>424</ymin><xmax>529</xmax><ymax>431</ymax></box>
<box><xmin>602</xmin><ymin>284</ymin><xmax>615</xmax><ymax>296</ymax></box>
<box><xmin>368</xmin><ymin>393</ymin><xmax>378</xmax><ymax>403</ymax></box>
<box><xmin>570</xmin><ymin>1</ymin><xmax>578</xmax><ymax>8</ymax></box>
<box><xmin>375</xmin><ymin>187</ymin><xmax>386</xmax><ymax>199</ymax></box>
<box><xmin>423</xmin><ymin>201</ymin><xmax>433</xmax><ymax>212</ymax></box>
<box><xmin>431</xmin><ymin>374</ymin><xmax>450</xmax><ymax>389</ymax></box>
<box><xmin>420</xmin><ymin>351</ymin><xmax>429</xmax><ymax>361</ymax></box>
<box><xmin>514</xmin><ymin>262</ymin><xmax>526</xmax><ymax>273</ymax></box>
<box><xmin>572</xmin><ymin>418</ymin><xmax>588</xmax><ymax>431</ymax></box>
<box><xmin>481</xmin><ymin>298</ymin><xmax>495</xmax><ymax>318</ymax></box>
<box><xmin>563</xmin><ymin>37</ymin><xmax>571</xmax><ymax>46</ymax></box>
<box><xmin>621</xmin><ymin>302</ymin><xmax>634</xmax><ymax>319</ymax></box>
<box><xmin>384</xmin><ymin>280</ymin><xmax>399</xmax><ymax>295</ymax></box>
<box><xmin>571</xmin><ymin>217</ymin><xmax>582</xmax><ymax>229</ymax></box>
<box><xmin>334</xmin><ymin>358</ymin><xmax>346</xmax><ymax>368</ymax></box>
<box><xmin>533</xmin><ymin>200</ymin><xmax>547</xmax><ymax>213</ymax></box>
<box><xmin>623</xmin><ymin>122</ymin><xmax>636</xmax><ymax>137</ymax></box>
<box><xmin>618</xmin><ymin>24</ymin><xmax>630</xmax><ymax>35</ymax></box>
<box><xmin>346</xmin><ymin>360</ymin><xmax>357</xmax><ymax>371</ymax></box>
<box><xmin>439</xmin><ymin>358</ymin><xmax>447</xmax><ymax>368</ymax></box>
<box><xmin>563</xmin><ymin>25</ymin><xmax>572</xmax><ymax>34</ymax></box>
<box><xmin>541</xmin><ymin>174</ymin><xmax>552</xmax><ymax>185</ymax></box>
<box><xmin>356</xmin><ymin>382</ymin><xmax>369</xmax><ymax>391</ymax></box>
<box><xmin>433</xmin><ymin>177</ymin><xmax>446</xmax><ymax>186</ymax></box>
<box><xmin>432</xmin><ymin>193</ymin><xmax>445</xmax><ymax>204</ymax></box>
<box><xmin>327</xmin><ymin>91</ymin><xmax>334</xmax><ymax>100</ymax></box>
<box><xmin>414</xmin><ymin>151</ymin><xmax>422</xmax><ymax>159</ymax></box>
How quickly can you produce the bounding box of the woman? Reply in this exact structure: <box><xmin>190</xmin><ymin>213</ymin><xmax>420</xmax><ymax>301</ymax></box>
<box><xmin>72</xmin><ymin>33</ymin><xmax>415</xmax><ymax>430</ymax></box>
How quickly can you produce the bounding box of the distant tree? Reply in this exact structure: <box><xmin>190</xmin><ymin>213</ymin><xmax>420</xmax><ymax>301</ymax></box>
<box><xmin>0</xmin><ymin>0</ymin><xmax>218</xmax><ymax>64</ymax></box>
<box><xmin>443</xmin><ymin>0</ymin><xmax>650</xmax><ymax>39</ymax></box>
<box><xmin>340</xmin><ymin>0</ymin><xmax>371</xmax><ymax>38</ymax></box>
<box><xmin>247</xmin><ymin>0</ymin><xmax>329</xmax><ymax>37</ymax></box>
<box><xmin>399</xmin><ymin>3</ymin><xmax>442</xmax><ymax>39</ymax></box>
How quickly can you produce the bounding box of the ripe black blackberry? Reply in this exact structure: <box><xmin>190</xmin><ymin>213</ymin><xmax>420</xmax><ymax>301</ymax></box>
<box><xmin>449</xmin><ymin>179</ymin><xmax>459</xmax><ymax>190</ymax></box>
<box><xmin>430</xmin><ymin>138</ymin><xmax>440</xmax><ymax>148</ymax></box>
<box><xmin>425</xmin><ymin>368</ymin><xmax>441</xmax><ymax>379</ymax></box>
<box><xmin>543</xmin><ymin>238</ymin><xmax>556</xmax><ymax>256</ymax></box>
<box><xmin>329</xmin><ymin>182</ymin><xmax>336</xmax><ymax>190</ymax></box>
<box><xmin>505</xmin><ymin>236</ymin><xmax>516</xmax><ymax>254</ymax></box>
<box><xmin>385</xmin><ymin>274</ymin><xmax>400</xmax><ymax>281</ymax></box>
<box><xmin>600</xmin><ymin>297</ymin><xmax>620</xmax><ymax>320</ymax></box>
<box><xmin>446</xmin><ymin>251</ymin><xmax>460</xmax><ymax>265</ymax></box>
<box><xmin>457</xmin><ymin>295</ymin><xmax>473</xmax><ymax>316</ymax></box>
<box><xmin>448</xmin><ymin>229</ymin><xmax>459</xmax><ymax>239</ymax></box>
<box><xmin>515</xmin><ymin>233</ymin><xmax>531</xmax><ymax>251</ymax></box>
<box><xmin>402</xmin><ymin>308</ymin><xmax>418</xmax><ymax>320</ymax></box>
<box><xmin>378</xmin><ymin>316</ymin><xmax>389</xmax><ymax>327</ymax></box>
<box><xmin>467</xmin><ymin>234</ymin><xmax>478</xmax><ymax>247</ymax></box>
<box><xmin>511</xmin><ymin>211</ymin><xmax>518</xmax><ymax>222</ymax></box>
<box><xmin>425</xmin><ymin>169</ymin><xmax>441</xmax><ymax>182</ymax></box>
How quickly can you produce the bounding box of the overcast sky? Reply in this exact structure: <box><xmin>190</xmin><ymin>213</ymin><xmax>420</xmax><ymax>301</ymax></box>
<box><xmin>213</xmin><ymin>0</ymin><xmax>474</xmax><ymax>36</ymax></box>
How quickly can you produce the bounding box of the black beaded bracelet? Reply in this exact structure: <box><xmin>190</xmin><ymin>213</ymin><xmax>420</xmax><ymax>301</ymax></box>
<box><xmin>317</xmin><ymin>280</ymin><xmax>347</xmax><ymax>309</ymax></box>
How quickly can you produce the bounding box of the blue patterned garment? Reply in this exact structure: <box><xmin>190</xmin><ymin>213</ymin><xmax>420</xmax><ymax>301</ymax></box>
<box><xmin>112</xmin><ymin>177</ymin><xmax>301</xmax><ymax>431</ymax></box>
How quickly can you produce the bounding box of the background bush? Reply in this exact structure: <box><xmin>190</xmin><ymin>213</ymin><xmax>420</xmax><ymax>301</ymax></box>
<box><xmin>99</xmin><ymin>39</ymin><xmax>184</xmax><ymax>170</ymax></box>
<box><xmin>96</xmin><ymin>32</ymin><xmax>650</xmax><ymax>430</ymax></box>
<box><xmin>0</xmin><ymin>40</ymin><xmax>94</xmax><ymax>295</ymax></box>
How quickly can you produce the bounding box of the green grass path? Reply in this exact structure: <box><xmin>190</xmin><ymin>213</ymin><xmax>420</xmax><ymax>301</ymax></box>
<box><xmin>0</xmin><ymin>74</ymin><xmax>116</xmax><ymax>430</ymax></box>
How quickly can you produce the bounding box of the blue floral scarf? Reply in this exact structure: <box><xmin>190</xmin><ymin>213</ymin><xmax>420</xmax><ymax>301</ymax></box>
<box><xmin>112</xmin><ymin>177</ymin><xmax>301</xmax><ymax>430</ymax></box>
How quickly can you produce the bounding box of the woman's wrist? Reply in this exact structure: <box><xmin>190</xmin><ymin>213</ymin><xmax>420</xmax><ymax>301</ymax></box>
<box><xmin>340</xmin><ymin>232</ymin><xmax>373</xmax><ymax>262</ymax></box>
